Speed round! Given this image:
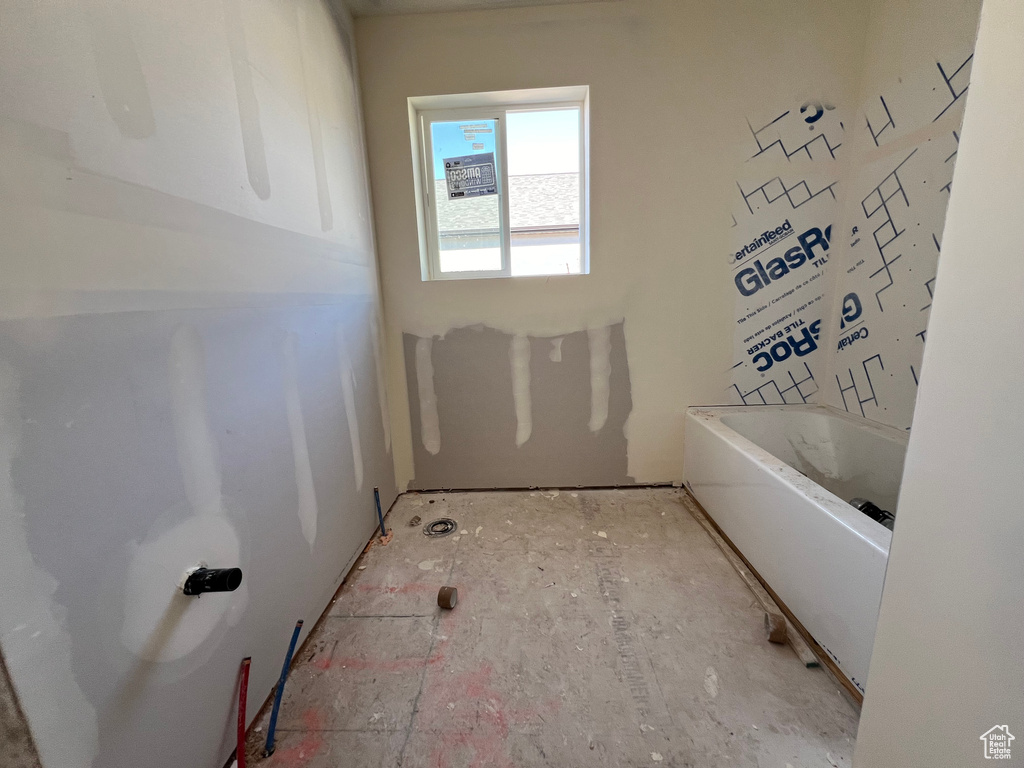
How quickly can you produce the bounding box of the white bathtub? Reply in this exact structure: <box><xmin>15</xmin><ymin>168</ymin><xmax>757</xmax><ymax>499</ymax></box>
<box><xmin>683</xmin><ymin>404</ymin><xmax>908</xmax><ymax>695</ymax></box>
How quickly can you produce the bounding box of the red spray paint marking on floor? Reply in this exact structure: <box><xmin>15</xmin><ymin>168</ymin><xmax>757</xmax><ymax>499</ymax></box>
<box><xmin>289</xmin><ymin>583</ymin><xmax>557</xmax><ymax>767</ymax></box>
<box><xmin>267</xmin><ymin>709</ymin><xmax>325</xmax><ymax>768</ymax></box>
<box><xmin>416</xmin><ymin>664</ymin><xmax>561</xmax><ymax>768</ymax></box>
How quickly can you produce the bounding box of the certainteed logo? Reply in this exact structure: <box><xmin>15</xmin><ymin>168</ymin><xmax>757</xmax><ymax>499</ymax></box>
<box><xmin>732</xmin><ymin>219</ymin><xmax>794</xmax><ymax>263</ymax></box>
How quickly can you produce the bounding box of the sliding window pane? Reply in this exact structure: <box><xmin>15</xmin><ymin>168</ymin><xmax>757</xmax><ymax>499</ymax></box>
<box><xmin>506</xmin><ymin>108</ymin><xmax>581</xmax><ymax>276</ymax></box>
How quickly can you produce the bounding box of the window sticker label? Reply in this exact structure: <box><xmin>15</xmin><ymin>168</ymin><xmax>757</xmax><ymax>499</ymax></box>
<box><xmin>444</xmin><ymin>153</ymin><xmax>497</xmax><ymax>199</ymax></box>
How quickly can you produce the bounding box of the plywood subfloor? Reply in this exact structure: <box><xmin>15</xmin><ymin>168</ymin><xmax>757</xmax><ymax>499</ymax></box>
<box><xmin>245</xmin><ymin>488</ymin><xmax>857</xmax><ymax>767</ymax></box>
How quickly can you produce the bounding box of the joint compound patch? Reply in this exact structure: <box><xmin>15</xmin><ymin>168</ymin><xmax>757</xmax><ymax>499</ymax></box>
<box><xmin>336</xmin><ymin>327</ymin><xmax>363</xmax><ymax>491</ymax></box>
<box><xmin>415</xmin><ymin>337</ymin><xmax>441</xmax><ymax>455</ymax></box>
<box><xmin>284</xmin><ymin>332</ymin><xmax>319</xmax><ymax>549</ymax></box>
<box><xmin>510</xmin><ymin>334</ymin><xmax>532</xmax><ymax>447</ymax></box>
<box><xmin>588</xmin><ymin>327</ymin><xmax>612</xmax><ymax>432</ymax></box>
<box><xmin>0</xmin><ymin>358</ymin><xmax>99</xmax><ymax>767</ymax></box>
<box><xmin>122</xmin><ymin>327</ymin><xmax>248</xmax><ymax>664</ymax></box>
<box><xmin>549</xmin><ymin>337</ymin><xmax>564</xmax><ymax>362</ymax></box>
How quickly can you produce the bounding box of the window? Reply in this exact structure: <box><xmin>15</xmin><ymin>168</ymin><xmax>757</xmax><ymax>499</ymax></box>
<box><xmin>409</xmin><ymin>86</ymin><xmax>589</xmax><ymax>280</ymax></box>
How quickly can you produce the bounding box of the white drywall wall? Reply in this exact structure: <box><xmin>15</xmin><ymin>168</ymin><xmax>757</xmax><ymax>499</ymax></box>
<box><xmin>354</xmin><ymin>0</ymin><xmax>870</xmax><ymax>488</ymax></box>
<box><xmin>854</xmin><ymin>0</ymin><xmax>1024</xmax><ymax>762</ymax></box>
<box><xmin>0</xmin><ymin>1</ymin><xmax>396</xmax><ymax>767</ymax></box>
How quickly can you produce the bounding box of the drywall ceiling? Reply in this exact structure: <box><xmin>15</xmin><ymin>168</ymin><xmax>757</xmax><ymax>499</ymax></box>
<box><xmin>345</xmin><ymin>0</ymin><xmax>612</xmax><ymax>17</ymax></box>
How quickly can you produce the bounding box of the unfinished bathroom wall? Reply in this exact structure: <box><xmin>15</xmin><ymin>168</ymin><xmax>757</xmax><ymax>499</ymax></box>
<box><xmin>0</xmin><ymin>2</ymin><xmax>395</xmax><ymax>767</ymax></box>
<box><xmin>404</xmin><ymin>323</ymin><xmax>632</xmax><ymax>489</ymax></box>
<box><xmin>355</xmin><ymin>0</ymin><xmax>871</xmax><ymax>489</ymax></box>
<box><xmin>725</xmin><ymin>0</ymin><xmax>982</xmax><ymax>417</ymax></box>
<box><xmin>815</xmin><ymin>0</ymin><xmax>982</xmax><ymax>429</ymax></box>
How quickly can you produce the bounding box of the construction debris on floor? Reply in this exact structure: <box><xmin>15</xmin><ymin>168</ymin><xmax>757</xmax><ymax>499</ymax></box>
<box><xmin>245</xmin><ymin>488</ymin><xmax>857</xmax><ymax>767</ymax></box>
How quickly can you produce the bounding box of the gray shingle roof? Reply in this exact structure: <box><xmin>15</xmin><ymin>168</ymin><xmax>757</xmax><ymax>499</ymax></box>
<box><xmin>435</xmin><ymin>173</ymin><xmax>579</xmax><ymax>232</ymax></box>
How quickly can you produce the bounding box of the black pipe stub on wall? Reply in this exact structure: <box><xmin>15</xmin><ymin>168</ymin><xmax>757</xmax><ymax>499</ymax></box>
<box><xmin>182</xmin><ymin>567</ymin><xmax>243</xmax><ymax>596</ymax></box>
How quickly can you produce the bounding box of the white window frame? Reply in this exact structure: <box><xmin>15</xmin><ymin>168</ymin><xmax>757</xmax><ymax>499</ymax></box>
<box><xmin>408</xmin><ymin>86</ymin><xmax>590</xmax><ymax>281</ymax></box>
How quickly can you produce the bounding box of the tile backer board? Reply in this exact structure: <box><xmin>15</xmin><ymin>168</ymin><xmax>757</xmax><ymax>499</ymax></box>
<box><xmin>819</xmin><ymin>43</ymin><xmax>978</xmax><ymax>430</ymax></box>
<box><xmin>725</xmin><ymin>0</ymin><xmax>982</xmax><ymax>436</ymax></box>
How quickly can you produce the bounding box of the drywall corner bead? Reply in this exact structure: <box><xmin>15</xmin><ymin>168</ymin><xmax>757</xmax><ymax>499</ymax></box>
<box><xmin>588</xmin><ymin>326</ymin><xmax>612</xmax><ymax>433</ymax></box>
<box><xmin>284</xmin><ymin>332</ymin><xmax>319</xmax><ymax>549</ymax></box>
<box><xmin>0</xmin><ymin>358</ymin><xmax>99</xmax><ymax>768</ymax></box>
<box><xmin>415</xmin><ymin>337</ymin><xmax>441</xmax><ymax>455</ymax></box>
<box><xmin>336</xmin><ymin>326</ymin><xmax>363</xmax><ymax>491</ymax></box>
<box><xmin>510</xmin><ymin>334</ymin><xmax>532</xmax><ymax>447</ymax></box>
<box><xmin>296</xmin><ymin>0</ymin><xmax>334</xmax><ymax>232</ymax></box>
<box><xmin>370</xmin><ymin>313</ymin><xmax>392</xmax><ymax>453</ymax></box>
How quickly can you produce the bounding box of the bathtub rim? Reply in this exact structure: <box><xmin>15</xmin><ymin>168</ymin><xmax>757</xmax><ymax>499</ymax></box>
<box><xmin>684</xmin><ymin>403</ymin><xmax>901</xmax><ymax>555</ymax></box>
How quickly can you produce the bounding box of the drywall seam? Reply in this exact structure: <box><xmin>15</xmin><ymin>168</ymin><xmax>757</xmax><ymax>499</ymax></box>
<box><xmin>588</xmin><ymin>326</ymin><xmax>612</xmax><ymax>433</ymax></box>
<box><xmin>296</xmin><ymin>1</ymin><xmax>334</xmax><ymax>232</ymax></box>
<box><xmin>0</xmin><ymin>120</ymin><xmax>370</xmax><ymax>276</ymax></box>
<box><xmin>121</xmin><ymin>326</ymin><xmax>247</xmax><ymax>664</ymax></box>
<box><xmin>509</xmin><ymin>333</ymin><xmax>532</xmax><ymax>447</ymax></box>
<box><xmin>336</xmin><ymin>327</ymin><xmax>363</xmax><ymax>491</ymax></box>
<box><xmin>223</xmin><ymin>0</ymin><xmax>270</xmax><ymax>200</ymax></box>
<box><xmin>283</xmin><ymin>332</ymin><xmax>319</xmax><ymax>549</ymax></box>
<box><xmin>414</xmin><ymin>337</ymin><xmax>440</xmax><ymax>455</ymax></box>
<box><xmin>0</xmin><ymin>358</ymin><xmax>99</xmax><ymax>768</ymax></box>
